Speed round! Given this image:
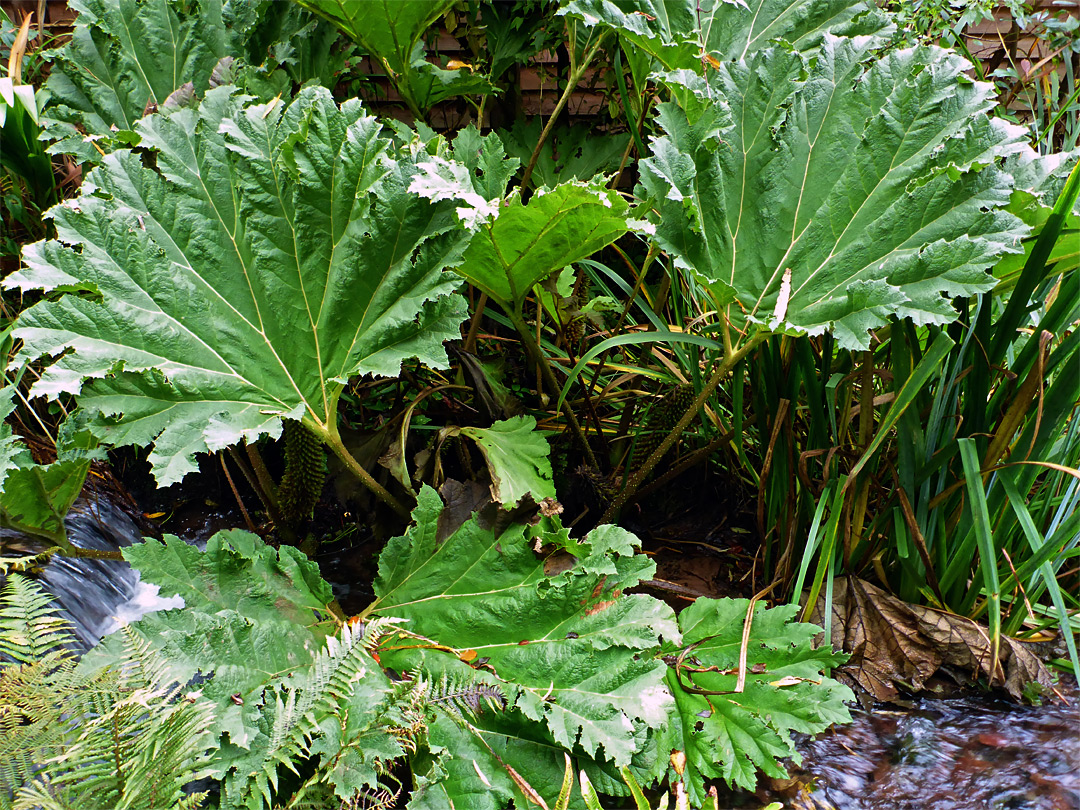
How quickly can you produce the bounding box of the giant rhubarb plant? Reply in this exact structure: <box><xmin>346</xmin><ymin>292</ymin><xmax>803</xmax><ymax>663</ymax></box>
<box><xmin>42</xmin><ymin>0</ymin><xmax>227</xmax><ymax>161</ymax></box>
<box><xmin>562</xmin><ymin>0</ymin><xmax>892</xmax><ymax>68</ymax></box>
<box><xmin>411</xmin><ymin>153</ymin><xmax>630</xmax><ymax>466</ymax></box>
<box><xmin>295</xmin><ymin>0</ymin><xmax>495</xmax><ymax>118</ymax></box>
<box><xmin>43</xmin><ymin>0</ymin><xmax>345</xmax><ymax>162</ymax></box>
<box><xmin>99</xmin><ymin>488</ymin><xmax>851</xmax><ymax>808</ymax></box>
<box><xmin>603</xmin><ymin>36</ymin><xmax>1032</xmax><ymax>520</ymax></box>
<box><xmin>7</xmin><ymin>86</ymin><xmax>471</xmax><ymax>515</ymax></box>
<box><xmin>643</xmin><ymin>38</ymin><xmax>1029</xmax><ymax>349</ymax></box>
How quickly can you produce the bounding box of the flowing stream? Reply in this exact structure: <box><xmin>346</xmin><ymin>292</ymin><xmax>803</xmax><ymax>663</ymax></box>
<box><xmin>1</xmin><ymin>496</ymin><xmax>180</xmax><ymax>650</ymax></box>
<box><xmin>771</xmin><ymin>687</ymin><xmax>1080</xmax><ymax>810</ymax></box>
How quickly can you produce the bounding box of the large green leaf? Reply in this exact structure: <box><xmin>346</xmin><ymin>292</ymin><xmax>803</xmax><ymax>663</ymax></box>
<box><xmin>412</xmin><ymin>176</ymin><xmax>630</xmax><ymax>309</ymax></box>
<box><xmin>122</xmin><ymin>530</ymin><xmax>336</xmax><ymax>626</ymax></box>
<box><xmin>42</xmin><ymin>0</ymin><xmax>347</xmax><ymax>162</ymax></box>
<box><xmin>96</xmin><ymin>491</ymin><xmax>854</xmax><ymax>807</ymax></box>
<box><xmin>561</xmin><ymin>0</ymin><xmax>891</xmax><ymax>68</ymax></box>
<box><xmin>640</xmin><ymin>39</ymin><xmax>1031</xmax><ymax>350</ymax></box>
<box><xmin>444</xmin><ymin>124</ymin><xmax>522</xmax><ymax>203</ymax></box>
<box><xmin>458</xmin><ymin>415</ymin><xmax>555</xmax><ymax>505</ymax></box>
<box><xmin>114</xmin><ymin>531</ymin><xmax>338</xmax><ymax>747</ymax></box>
<box><xmin>73</xmin><ymin>541</ymin><xmax>301</xmax><ymax>757</ymax></box>
<box><xmin>223</xmin><ymin>0</ymin><xmax>354</xmax><ymax>96</ymax></box>
<box><xmin>42</xmin><ymin>0</ymin><xmax>228</xmax><ymax>160</ymax></box>
<box><xmin>406</xmin><ymin>653</ymin><xmax>593</xmax><ymax>810</ymax></box>
<box><xmin>108</xmin><ymin>494</ymin><xmax>678</xmax><ymax>808</ymax></box>
<box><xmin>296</xmin><ymin>0</ymin><xmax>495</xmax><ymax>114</ymax></box>
<box><xmin>296</xmin><ymin>0</ymin><xmax>450</xmax><ymax>74</ymax></box>
<box><xmin>657</xmin><ymin>598</ymin><xmax>853</xmax><ymax>804</ymax></box>
<box><xmin>0</xmin><ymin>384</ymin><xmax>22</xmax><ymax>495</ymax></box>
<box><xmin>9</xmin><ymin>86</ymin><xmax>469</xmax><ymax>485</ymax></box>
<box><xmin>103</xmin><ymin>530</ymin><xmax>408</xmax><ymax>808</ymax></box>
<box><xmin>497</xmin><ymin>118</ymin><xmax>629</xmax><ymax>190</ymax></box>
<box><xmin>0</xmin><ymin>450</ymin><xmax>91</xmax><ymax>550</ymax></box>
<box><xmin>371</xmin><ymin>487</ymin><xmax>678</xmax><ymax>799</ymax></box>
<box><xmin>1006</xmin><ymin>148</ymin><xmax>1080</xmax><ymax>215</ymax></box>
<box><xmin>994</xmin><ymin>149</ymin><xmax>1080</xmax><ymax>289</ymax></box>
<box><xmin>406</xmin><ymin>124</ymin><xmax>520</xmax><ymax>228</ymax></box>
<box><xmin>0</xmin><ymin>386</ymin><xmax>96</xmax><ymax>550</ymax></box>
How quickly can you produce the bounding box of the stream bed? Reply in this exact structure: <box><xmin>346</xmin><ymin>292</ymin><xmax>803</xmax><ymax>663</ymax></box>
<box><xmin>764</xmin><ymin>686</ymin><xmax>1080</xmax><ymax>810</ymax></box>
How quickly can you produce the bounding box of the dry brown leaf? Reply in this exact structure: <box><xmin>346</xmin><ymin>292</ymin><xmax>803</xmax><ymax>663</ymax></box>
<box><xmin>809</xmin><ymin>577</ymin><xmax>939</xmax><ymax>700</ymax></box>
<box><xmin>436</xmin><ymin>479</ymin><xmax>492</xmax><ymax>541</ymax></box>
<box><xmin>916</xmin><ymin>603</ymin><xmax>1052</xmax><ymax>698</ymax></box>
<box><xmin>810</xmin><ymin>577</ymin><xmax>1054</xmax><ymax>701</ymax></box>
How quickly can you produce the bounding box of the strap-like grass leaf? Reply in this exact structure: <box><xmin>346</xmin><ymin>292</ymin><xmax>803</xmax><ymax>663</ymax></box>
<box><xmin>958</xmin><ymin>437</ymin><xmax>1002</xmax><ymax>679</ymax></box>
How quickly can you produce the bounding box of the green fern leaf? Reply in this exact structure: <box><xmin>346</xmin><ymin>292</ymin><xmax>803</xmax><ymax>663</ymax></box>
<box><xmin>219</xmin><ymin>620</ymin><xmax>402</xmax><ymax>809</ymax></box>
<box><xmin>0</xmin><ymin>575</ymin><xmax>81</xmax><ymax>804</ymax></box>
<box><xmin>15</xmin><ymin>626</ymin><xmax>216</xmax><ymax>810</ymax></box>
<box><xmin>0</xmin><ymin>574</ymin><xmax>72</xmax><ymax>663</ymax></box>
<box><xmin>2</xmin><ymin>580</ymin><xmax>214</xmax><ymax>810</ymax></box>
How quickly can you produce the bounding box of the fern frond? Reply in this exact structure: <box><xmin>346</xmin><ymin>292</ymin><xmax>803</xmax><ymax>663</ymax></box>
<box><xmin>355</xmin><ymin>676</ymin><xmax>429</xmax><ymax>762</ymax></box>
<box><xmin>0</xmin><ymin>662</ymin><xmax>113</xmax><ymax>804</ymax></box>
<box><xmin>225</xmin><ymin>619</ymin><xmax>388</xmax><ymax>808</ymax></box>
<box><xmin>315</xmin><ymin>618</ymin><xmax>402</xmax><ymax>718</ymax></box>
<box><xmin>357</xmin><ymin>616</ymin><xmax>407</xmax><ymax>652</ymax></box>
<box><xmin>0</xmin><ymin>653</ymin><xmax>75</xmax><ymax>720</ymax></box>
<box><xmin>425</xmin><ymin>671</ymin><xmax>507</xmax><ymax>720</ymax></box>
<box><xmin>13</xmin><ymin>626</ymin><xmax>215</xmax><ymax>810</ymax></box>
<box><xmin>342</xmin><ymin>782</ymin><xmax>402</xmax><ymax>810</ymax></box>
<box><xmin>276</xmin><ymin>782</ymin><xmax>339</xmax><ymax>810</ymax></box>
<box><xmin>10</xmin><ymin>774</ymin><xmax>73</xmax><ymax>810</ymax></box>
<box><xmin>0</xmin><ymin>574</ymin><xmax>73</xmax><ymax>663</ymax></box>
<box><xmin>223</xmin><ymin>618</ymin><xmax>425</xmax><ymax>810</ymax></box>
<box><xmin>0</xmin><ymin>575</ymin><xmax>86</xmax><ymax>805</ymax></box>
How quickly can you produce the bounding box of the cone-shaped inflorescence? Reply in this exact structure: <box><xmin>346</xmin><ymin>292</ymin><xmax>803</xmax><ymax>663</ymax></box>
<box><xmin>629</xmin><ymin>384</ymin><xmax>695</xmax><ymax>473</ymax></box>
<box><xmin>278</xmin><ymin>420</ymin><xmax>326</xmax><ymax>531</ymax></box>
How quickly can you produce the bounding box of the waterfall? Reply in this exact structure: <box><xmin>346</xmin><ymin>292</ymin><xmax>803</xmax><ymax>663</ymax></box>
<box><xmin>2</xmin><ymin>495</ymin><xmax>182</xmax><ymax>651</ymax></box>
